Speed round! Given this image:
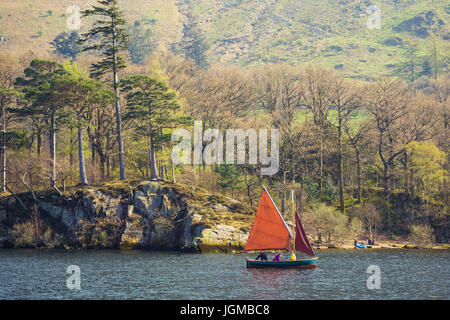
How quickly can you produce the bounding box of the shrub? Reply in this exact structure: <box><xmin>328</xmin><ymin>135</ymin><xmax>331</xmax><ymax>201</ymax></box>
<box><xmin>11</xmin><ymin>221</ymin><xmax>37</xmax><ymax>248</ymax></box>
<box><xmin>308</xmin><ymin>203</ymin><xmax>349</xmax><ymax>246</ymax></box>
<box><xmin>75</xmin><ymin>217</ymin><xmax>124</xmax><ymax>249</ymax></box>
<box><xmin>349</xmin><ymin>217</ymin><xmax>364</xmax><ymax>238</ymax></box>
<box><xmin>355</xmin><ymin>203</ymin><xmax>381</xmax><ymax>242</ymax></box>
<box><xmin>304</xmin><ymin>175</ymin><xmax>319</xmax><ymax>204</ymax></box>
<box><xmin>408</xmin><ymin>224</ymin><xmax>435</xmax><ymax>248</ymax></box>
<box><xmin>323</xmin><ymin>176</ymin><xmax>338</xmax><ymax>201</ymax></box>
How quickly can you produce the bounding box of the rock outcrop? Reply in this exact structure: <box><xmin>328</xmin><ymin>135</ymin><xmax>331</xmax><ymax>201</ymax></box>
<box><xmin>0</xmin><ymin>181</ymin><xmax>253</xmax><ymax>252</ymax></box>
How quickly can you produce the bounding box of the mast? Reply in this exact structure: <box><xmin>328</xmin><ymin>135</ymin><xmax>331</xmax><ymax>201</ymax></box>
<box><xmin>291</xmin><ymin>189</ymin><xmax>295</xmax><ymax>251</ymax></box>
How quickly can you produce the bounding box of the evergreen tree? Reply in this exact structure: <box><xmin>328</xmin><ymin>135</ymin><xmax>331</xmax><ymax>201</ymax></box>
<box><xmin>56</xmin><ymin>63</ymin><xmax>106</xmax><ymax>185</ymax></box>
<box><xmin>0</xmin><ymin>86</ymin><xmax>23</xmax><ymax>192</ymax></box>
<box><xmin>15</xmin><ymin>59</ymin><xmax>68</xmax><ymax>187</ymax></box>
<box><xmin>128</xmin><ymin>20</ymin><xmax>155</xmax><ymax>64</ymax></box>
<box><xmin>215</xmin><ymin>164</ymin><xmax>244</xmax><ymax>196</ymax></box>
<box><xmin>78</xmin><ymin>0</ymin><xmax>130</xmax><ymax>180</ymax></box>
<box><xmin>177</xmin><ymin>21</ymin><xmax>209</xmax><ymax>69</ymax></box>
<box><xmin>50</xmin><ymin>31</ymin><xmax>81</xmax><ymax>62</ymax></box>
<box><xmin>121</xmin><ymin>75</ymin><xmax>190</xmax><ymax>180</ymax></box>
<box><xmin>420</xmin><ymin>59</ymin><xmax>433</xmax><ymax>78</ymax></box>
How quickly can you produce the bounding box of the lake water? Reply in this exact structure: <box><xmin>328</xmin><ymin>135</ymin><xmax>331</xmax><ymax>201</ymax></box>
<box><xmin>0</xmin><ymin>249</ymin><xmax>448</xmax><ymax>300</ymax></box>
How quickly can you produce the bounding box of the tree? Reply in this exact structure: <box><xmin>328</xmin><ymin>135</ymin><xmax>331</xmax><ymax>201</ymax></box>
<box><xmin>405</xmin><ymin>141</ymin><xmax>446</xmax><ymax>202</ymax></box>
<box><xmin>0</xmin><ymin>86</ymin><xmax>23</xmax><ymax>192</ymax></box>
<box><xmin>326</xmin><ymin>75</ymin><xmax>361</xmax><ymax>211</ymax></box>
<box><xmin>429</xmin><ymin>76</ymin><xmax>449</xmax><ymax>206</ymax></box>
<box><xmin>56</xmin><ymin>63</ymin><xmax>107</xmax><ymax>185</ymax></box>
<box><xmin>121</xmin><ymin>75</ymin><xmax>189</xmax><ymax>180</ymax></box>
<box><xmin>300</xmin><ymin>66</ymin><xmax>332</xmax><ymax>195</ymax></box>
<box><xmin>176</xmin><ymin>20</ymin><xmax>209</xmax><ymax>69</ymax></box>
<box><xmin>128</xmin><ymin>20</ymin><xmax>155</xmax><ymax>64</ymax></box>
<box><xmin>345</xmin><ymin>119</ymin><xmax>371</xmax><ymax>204</ymax></box>
<box><xmin>215</xmin><ymin>164</ymin><xmax>244</xmax><ymax>197</ymax></box>
<box><xmin>355</xmin><ymin>202</ymin><xmax>381</xmax><ymax>243</ymax></box>
<box><xmin>308</xmin><ymin>203</ymin><xmax>349</xmax><ymax>246</ymax></box>
<box><xmin>254</xmin><ymin>64</ymin><xmax>303</xmax><ymax>212</ymax></box>
<box><xmin>420</xmin><ymin>59</ymin><xmax>433</xmax><ymax>78</ymax></box>
<box><xmin>85</xmin><ymin>89</ymin><xmax>116</xmax><ymax>181</ymax></box>
<box><xmin>365</xmin><ymin>79</ymin><xmax>410</xmax><ymax>195</ymax></box>
<box><xmin>50</xmin><ymin>31</ymin><xmax>81</xmax><ymax>62</ymax></box>
<box><xmin>15</xmin><ymin>59</ymin><xmax>68</xmax><ymax>188</ymax></box>
<box><xmin>79</xmin><ymin>0</ymin><xmax>130</xmax><ymax>181</ymax></box>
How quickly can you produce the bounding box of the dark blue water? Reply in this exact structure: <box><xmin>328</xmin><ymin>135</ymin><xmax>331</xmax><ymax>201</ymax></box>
<box><xmin>0</xmin><ymin>249</ymin><xmax>448</xmax><ymax>300</ymax></box>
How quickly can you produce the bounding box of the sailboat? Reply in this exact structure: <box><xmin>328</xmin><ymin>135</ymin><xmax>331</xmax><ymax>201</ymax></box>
<box><xmin>245</xmin><ymin>187</ymin><xmax>318</xmax><ymax>269</ymax></box>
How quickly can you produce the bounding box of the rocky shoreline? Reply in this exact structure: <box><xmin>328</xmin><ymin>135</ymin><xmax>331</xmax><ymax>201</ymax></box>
<box><xmin>0</xmin><ymin>180</ymin><xmax>253</xmax><ymax>252</ymax></box>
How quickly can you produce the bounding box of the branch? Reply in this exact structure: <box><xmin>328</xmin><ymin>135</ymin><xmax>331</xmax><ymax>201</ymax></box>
<box><xmin>52</xmin><ymin>185</ymin><xmax>63</xmax><ymax>197</ymax></box>
<box><xmin>20</xmin><ymin>172</ymin><xmax>37</xmax><ymax>201</ymax></box>
<box><xmin>5</xmin><ymin>184</ymin><xmax>28</xmax><ymax>211</ymax></box>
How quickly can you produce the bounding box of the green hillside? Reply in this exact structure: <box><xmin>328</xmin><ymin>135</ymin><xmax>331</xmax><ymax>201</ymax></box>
<box><xmin>0</xmin><ymin>0</ymin><xmax>448</xmax><ymax>79</ymax></box>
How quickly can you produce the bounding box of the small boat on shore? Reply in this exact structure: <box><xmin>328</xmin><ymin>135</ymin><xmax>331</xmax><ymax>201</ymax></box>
<box><xmin>245</xmin><ymin>187</ymin><xmax>318</xmax><ymax>269</ymax></box>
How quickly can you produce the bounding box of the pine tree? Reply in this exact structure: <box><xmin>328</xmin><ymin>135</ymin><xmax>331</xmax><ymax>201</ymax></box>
<box><xmin>78</xmin><ymin>0</ymin><xmax>130</xmax><ymax>180</ymax></box>
<box><xmin>56</xmin><ymin>63</ymin><xmax>107</xmax><ymax>185</ymax></box>
<box><xmin>0</xmin><ymin>86</ymin><xmax>23</xmax><ymax>192</ymax></box>
<box><xmin>177</xmin><ymin>21</ymin><xmax>209</xmax><ymax>69</ymax></box>
<box><xmin>128</xmin><ymin>20</ymin><xmax>155</xmax><ymax>64</ymax></box>
<box><xmin>420</xmin><ymin>59</ymin><xmax>432</xmax><ymax>78</ymax></box>
<box><xmin>50</xmin><ymin>31</ymin><xmax>81</xmax><ymax>62</ymax></box>
<box><xmin>15</xmin><ymin>59</ymin><xmax>68</xmax><ymax>187</ymax></box>
<box><xmin>121</xmin><ymin>75</ymin><xmax>190</xmax><ymax>180</ymax></box>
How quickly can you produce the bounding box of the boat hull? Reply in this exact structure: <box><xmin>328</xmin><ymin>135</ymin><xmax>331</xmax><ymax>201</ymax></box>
<box><xmin>246</xmin><ymin>257</ymin><xmax>318</xmax><ymax>269</ymax></box>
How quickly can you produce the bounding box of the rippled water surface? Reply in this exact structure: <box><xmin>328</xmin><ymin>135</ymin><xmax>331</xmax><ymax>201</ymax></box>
<box><xmin>0</xmin><ymin>249</ymin><xmax>448</xmax><ymax>299</ymax></box>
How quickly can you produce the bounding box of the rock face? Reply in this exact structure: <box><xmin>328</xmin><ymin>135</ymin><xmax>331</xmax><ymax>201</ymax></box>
<box><xmin>0</xmin><ymin>181</ymin><xmax>252</xmax><ymax>252</ymax></box>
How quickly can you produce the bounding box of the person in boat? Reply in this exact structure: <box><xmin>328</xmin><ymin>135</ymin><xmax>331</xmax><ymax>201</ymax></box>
<box><xmin>289</xmin><ymin>251</ymin><xmax>296</xmax><ymax>261</ymax></box>
<box><xmin>272</xmin><ymin>253</ymin><xmax>282</xmax><ymax>262</ymax></box>
<box><xmin>255</xmin><ymin>252</ymin><xmax>268</xmax><ymax>261</ymax></box>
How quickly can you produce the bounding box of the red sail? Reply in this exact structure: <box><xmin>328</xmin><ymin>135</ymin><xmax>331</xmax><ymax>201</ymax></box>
<box><xmin>244</xmin><ymin>189</ymin><xmax>292</xmax><ymax>251</ymax></box>
<box><xmin>295</xmin><ymin>213</ymin><xmax>316</xmax><ymax>256</ymax></box>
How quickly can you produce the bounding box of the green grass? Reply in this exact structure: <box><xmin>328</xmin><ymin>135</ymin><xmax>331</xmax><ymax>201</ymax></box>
<box><xmin>0</xmin><ymin>0</ymin><xmax>448</xmax><ymax>79</ymax></box>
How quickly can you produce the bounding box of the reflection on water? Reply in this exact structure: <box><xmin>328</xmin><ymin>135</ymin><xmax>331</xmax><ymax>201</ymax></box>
<box><xmin>0</xmin><ymin>249</ymin><xmax>448</xmax><ymax>300</ymax></box>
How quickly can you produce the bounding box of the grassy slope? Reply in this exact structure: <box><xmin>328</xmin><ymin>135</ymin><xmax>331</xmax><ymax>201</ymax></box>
<box><xmin>0</xmin><ymin>0</ymin><xmax>448</xmax><ymax>79</ymax></box>
<box><xmin>0</xmin><ymin>0</ymin><xmax>183</xmax><ymax>55</ymax></box>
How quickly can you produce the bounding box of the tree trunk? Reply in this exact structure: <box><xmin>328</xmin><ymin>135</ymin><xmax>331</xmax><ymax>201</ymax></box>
<box><xmin>77</xmin><ymin>114</ymin><xmax>88</xmax><ymax>185</ymax></box>
<box><xmin>149</xmin><ymin>134</ymin><xmax>159</xmax><ymax>180</ymax></box>
<box><xmin>171</xmin><ymin>144</ymin><xmax>176</xmax><ymax>184</ymax></box>
<box><xmin>90</xmin><ymin>142</ymin><xmax>95</xmax><ymax>183</ymax></box>
<box><xmin>0</xmin><ymin>144</ymin><xmax>5</xmax><ymax>193</ymax></box>
<box><xmin>0</xmin><ymin>105</ymin><xmax>5</xmax><ymax>193</ymax></box>
<box><xmin>106</xmin><ymin>156</ymin><xmax>111</xmax><ymax>181</ymax></box>
<box><xmin>356</xmin><ymin>149</ymin><xmax>362</xmax><ymax>204</ymax></box>
<box><xmin>99</xmin><ymin>155</ymin><xmax>106</xmax><ymax>182</ymax></box>
<box><xmin>299</xmin><ymin>176</ymin><xmax>304</xmax><ymax>213</ymax></box>
<box><xmin>50</xmin><ymin>113</ymin><xmax>56</xmax><ymax>187</ymax></box>
<box><xmin>338</xmin><ymin>119</ymin><xmax>345</xmax><ymax>212</ymax></box>
<box><xmin>112</xmin><ymin>37</ymin><xmax>126</xmax><ymax>181</ymax></box>
<box><xmin>378</xmin><ymin>132</ymin><xmax>390</xmax><ymax>195</ymax></box>
<box><xmin>36</xmin><ymin>128</ymin><xmax>42</xmax><ymax>158</ymax></box>
<box><xmin>69</xmin><ymin>127</ymin><xmax>74</xmax><ymax>169</ymax></box>
<box><xmin>319</xmin><ymin>134</ymin><xmax>323</xmax><ymax>195</ymax></box>
<box><xmin>243</xmin><ymin>171</ymin><xmax>253</xmax><ymax>206</ymax></box>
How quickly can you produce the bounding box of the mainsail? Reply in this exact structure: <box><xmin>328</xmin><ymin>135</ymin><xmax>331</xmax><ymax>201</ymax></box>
<box><xmin>295</xmin><ymin>213</ymin><xmax>316</xmax><ymax>256</ymax></box>
<box><xmin>244</xmin><ymin>188</ymin><xmax>292</xmax><ymax>251</ymax></box>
